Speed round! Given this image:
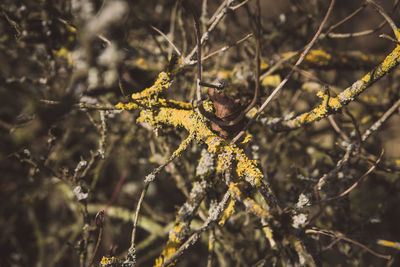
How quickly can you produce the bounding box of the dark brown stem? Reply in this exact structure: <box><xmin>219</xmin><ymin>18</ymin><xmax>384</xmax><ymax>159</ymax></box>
<box><xmin>88</xmin><ymin>210</ymin><xmax>105</xmax><ymax>267</ymax></box>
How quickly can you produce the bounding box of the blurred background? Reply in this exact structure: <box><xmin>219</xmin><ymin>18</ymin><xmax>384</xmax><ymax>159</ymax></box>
<box><xmin>1</xmin><ymin>0</ymin><xmax>400</xmax><ymax>266</ymax></box>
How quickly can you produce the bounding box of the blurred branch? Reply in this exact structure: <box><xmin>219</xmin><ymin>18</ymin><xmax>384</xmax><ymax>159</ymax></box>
<box><xmin>40</xmin><ymin>100</ymin><xmax>121</xmax><ymax>110</ymax></box>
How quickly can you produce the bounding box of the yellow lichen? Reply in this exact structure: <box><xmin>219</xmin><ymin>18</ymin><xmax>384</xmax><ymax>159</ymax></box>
<box><xmin>342</xmin><ymin>89</ymin><xmax>354</xmax><ymax>100</ymax></box>
<box><xmin>208</xmin><ymin>237</ymin><xmax>214</xmax><ymax>250</ymax></box>
<box><xmin>170</xmin><ymin>222</ymin><xmax>184</xmax><ymax>242</ymax></box>
<box><xmin>100</xmin><ymin>256</ymin><xmax>116</xmax><ymax>265</ymax></box>
<box><xmin>263</xmin><ymin>225</ymin><xmax>275</xmax><ymax>248</ymax></box>
<box><xmin>52</xmin><ymin>46</ymin><xmax>74</xmax><ymax>67</ymax></box>
<box><xmin>328</xmin><ymin>97</ymin><xmax>341</xmax><ymax>110</ymax></box>
<box><xmin>260</xmin><ymin>61</ymin><xmax>269</xmax><ymax>70</ymax></box>
<box><xmin>158</xmin><ymin>98</ymin><xmax>193</xmax><ymax>109</ymax></box>
<box><xmin>115</xmin><ymin>102</ymin><xmax>138</xmax><ymax>110</ymax></box>
<box><xmin>395</xmin><ymin>29</ymin><xmax>400</xmax><ymax>41</ymax></box>
<box><xmin>136</xmin><ymin>57</ymin><xmax>145</xmax><ymax>65</ymax></box>
<box><xmin>371</xmin><ymin>45</ymin><xmax>400</xmax><ymax>78</ymax></box>
<box><xmin>218</xmin><ymin>198</ymin><xmax>236</xmax><ymax>226</ymax></box>
<box><xmin>240</xmin><ymin>132</ymin><xmax>253</xmax><ymax>144</ymax></box>
<box><xmin>305</xmin><ymin>49</ymin><xmax>331</xmax><ymax>66</ymax></box>
<box><xmin>316</xmin><ymin>91</ymin><xmax>326</xmax><ymax>99</ymax></box>
<box><xmin>290</xmin><ymin>236</ymin><xmax>316</xmax><ymax>266</ymax></box>
<box><xmin>361</xmin><ymin>95</ymin><xmax>378</xmax><ymax>103</ymax></box>
<box><xmin>261</xmin><ymin>74</ymin><xmax>281</xmax><ymax>88</ymax></box>
<box><xmin>360</xmin><ymin>72</ymin><xmax>371</xmax><ymax>84</ymax></box>
<box><xmin>115</xmin><ymin>69</ymin><xmax>278</xmax><ymax>267</ymax></box>
<box><xmin>299</xmin><ymin>113</ymin><xmax>310</xmax><ymax>124</ymax></box>
<box><xmin>230</xmin><ymin>183</ymin><xmax>243</xmax><ymax>199</ymax></box>
<box><xmin>209</xmin><ymin>69</ymin><xmax>235</xmax><ymax>80</ymax></box>
<box><xmin>235</xmin><ymin>150</ymin><xmax>263</xmax><ymax>187</ymax></box>
<box><xmin>377</xmin><ymin>239</ymin><xmax>400</xmax><ymax>249</ymax></box>
<box><xmin>361</xmin><ymin>115</ymin><xmax>372</xmax><ymax>124</ymax></box>
<box><xmin>281</xmin><ymin>51</ymin><xmax>297</xmax><ymax>59</ymax></box>
<box><xmin>131</xmin><ymin>72</ymin><xmax>171</xmax><ymax>100</ymax></box>
<box><xmin>202</xmin><ymin>100</ymin><xmax>214</xmax><ymax>113</ymax></box>
<box><xmin>243</xmin><ymin>198</ymin><xmax>269</xmax><ymax>218</ymax></box>
<box><xmin>154</xmin><ymin>219</ymin><xmax>189</xmax><ymax>266</ymax></box>
<box><xmin>154</xmin><ymin>240</ymin><xmax>180</xmax><ymax>267</ymax></box>
<box><xmin>216</xmin><ymin>146</ymin><xmax>234</xmax><ymax>173</ymax></box>
<box><xmin>205</xmin><ymin>136</ymin><xmax>223</xmax><ymax>154</ymax></box>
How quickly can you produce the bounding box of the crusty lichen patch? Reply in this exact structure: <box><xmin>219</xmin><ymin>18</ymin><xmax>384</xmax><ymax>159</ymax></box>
<box><xmin>274</xmin><ymin>45</ymin><xmax>400</xmax><ymax>130</ymax></box>
<box><xmin>115</xmin><ymin>71</ymin><xmax>276</xmax><ymax>266</ymax></box>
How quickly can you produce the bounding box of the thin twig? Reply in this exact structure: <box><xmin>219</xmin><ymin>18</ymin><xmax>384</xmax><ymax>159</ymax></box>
<box><xmin>230</xmin><ymin>0</ymin><xmax>251</xmax><ymax>10</ymax></box>
<box><xmin>366</xmin><ymin>0</ymin><xmax>399</xmax><ymax>39</ymax></box>
<box><xmin>362</xmin><ymin>98</ymin><xmax>400</xmax><ymax>142</ymax></box>
<box><xmin>324</xmin><ymin>2</ymin><xmax>368</xmax><ymax>36</ymax></box>
<box><xmin>185</xmin><ymin>0</ymin><xmax>237</xmax><ymax>64</ymax></box>
<box><xmin>245</xmin><ymin>0</ymin><xmax>261</xmax><ymax>116</ymax></box>
<box><xmin>127</xmin><ymin>135</ymin><xmax>193</xmax><ymax>261</ymax></box>
<box><xmin>200</xmin><ymin>33</ymin><xmax>253</xmax><ymax>62</ymax></box>
<box><xmin>207</xmin><ymin>0</ymin><xmax>228</xmax><ymax>26</ymax></box>
<box><xmin>201</xmin><ymin>0</ymin><xmax>208</xmax><ymax>29</ymax></box>
<box><xmin>150</xmin><ymin>25</ymin><xmax>182</xmax><ymax>57</ymax></box>
<box><xmin>168</xmin><ymin>1</ymin><xmax>180</xmax><ymax>58</ymax></box>
<box><xmin>129</xmin><ymin>159</ymin><xmax>176</xmax><ymax>252</ymax></box>
<box><xmin>88</xmin><ymin>210</ymin><xmax>105</xmax><ymax>267</ymax></box>
<box><xmin>344</xmin><ymin>108</ymin><xmax>363</xmax><ymax>148</ymax></box>
<box><xmin>231</xmin><ymin>0</ymin><xmax>336</xmax><ymax>144</ymax></box>
<box><xmin>259</xmin><ymin>52</ymin><xmax>299</xmax><ymax>81</ymax></box>
<box><xmin>324</xmin><ymin>0</ymin><xmax>400</xmax><ymax>39</ymax></box>
<box><xmin>284</xmin><ymin>62</ymin><xmax>328</xmax><ymax>85</ymax></box>
<box><xmin>325</xmin><ymin>21</ymin><xmax>386</xmax><ymax>39</ymax></box>
<box><xmin>306</xmin><ymin>228</ymin><xmax>391</xmax><ymax>260</ymax></box>
<box><xmin>328</xmin><ymin>115</ymin><xmax>350</xmax><ymax>142</ymax></box>
<box><xmin>193</xmin><ymin>10</ymin><xmax>202</xmax><ymax>101</ymax></box>
<box><xmin>207</xmin><ymin>230</ymin><xmax>215</xmax><ymax>267</ymax></box>
<box><xmin>161</xmin><ymin>189</ymin><xmax>231</xmax><ymax>266</ymax></box>
<box><xmin>40</xmin><ymin>99</ymin><xmax>121</xmax><ymax>110</ymax></box>
<box><xmin>322</xmin><ymin>150</ymin><xmax>383</xmax><ymax>202</ymax></box>
<box><xmin>196</xmin><ymin>2</ymin><xmax>261</xmax><ymax>129</ymax></box>
<box><xmin>379</xmin><ymin>33</ymin><xmax>400</xmax><ymax>44</ymax></box>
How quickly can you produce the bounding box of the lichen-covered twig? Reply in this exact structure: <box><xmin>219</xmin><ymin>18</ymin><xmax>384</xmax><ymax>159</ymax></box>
<box><xmin>266</xmin><ymin>43</ymin><xmax>400</xmax><ymax>131</ymax></box>
<box><xmin>232</xmin><ymin>0</ymin><xmax>336</xmax><ymax>143</ymax></box>
<box><xmin>116</xmin><ymin>63</ymin><xmax>281</xmax><ymax>265</ymax></box>
<box><xmin>160</xmin><ymin>189</ymin><xmax>232</xmax><ymax>267</ymax></box>
<box><xmin>154</xmin><ymin>179</ymin><xmax>212</xmax><ymax>266</ymax></box>
<box><xmin>127</xmin><ymin>134</ymin><xmax>194</xmax><ymax>264</ymax></box>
